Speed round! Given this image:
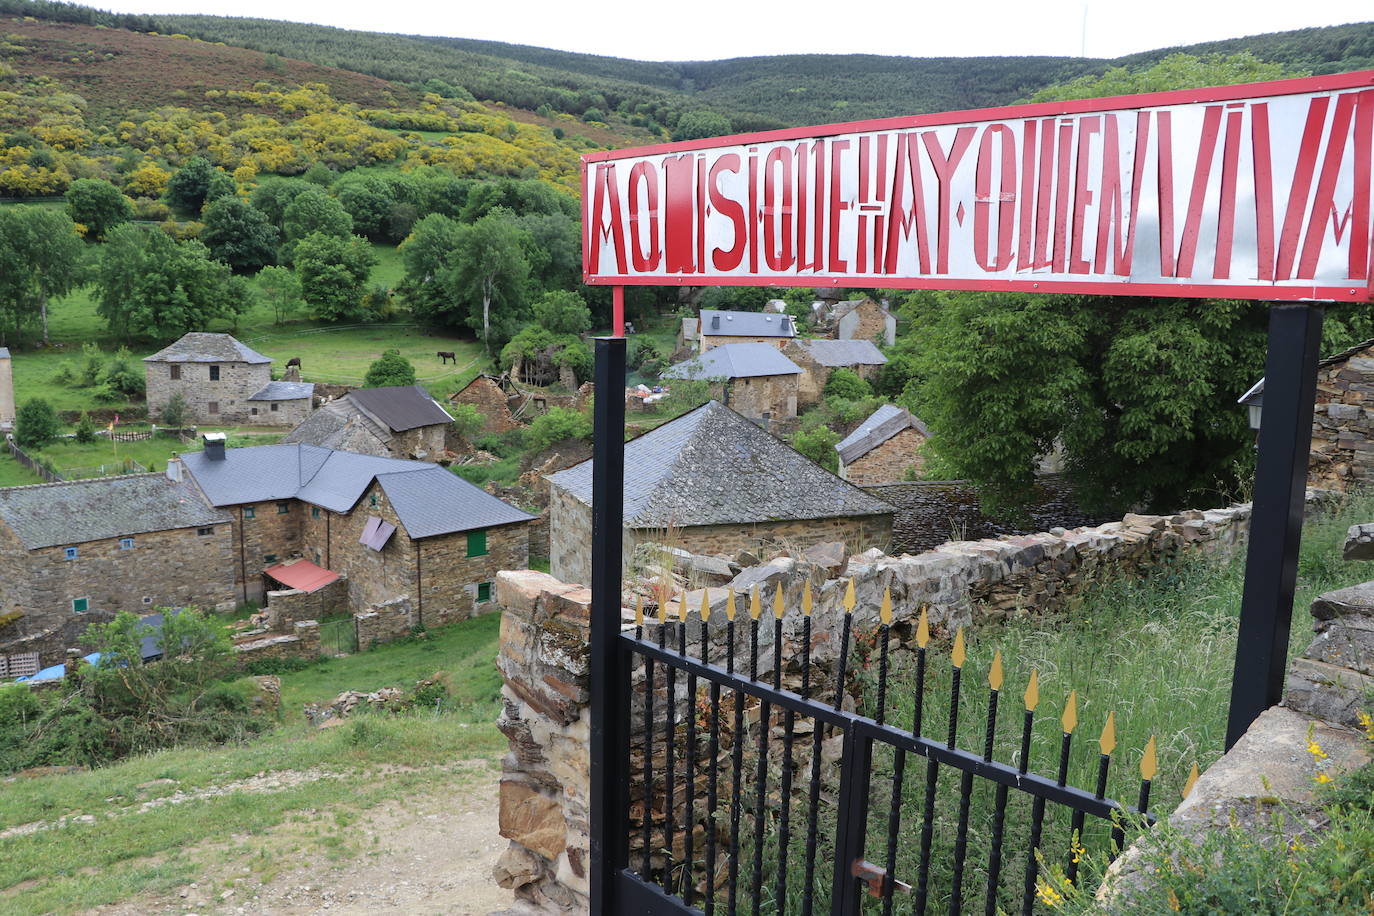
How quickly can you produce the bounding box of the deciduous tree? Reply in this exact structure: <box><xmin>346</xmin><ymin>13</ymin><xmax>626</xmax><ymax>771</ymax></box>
<box><xmin>0</xmin><ymin>206</ymin><xmax>84</xmax><ymax>344</ymax></box>
<box><xmin>292</xmin><ymin>232</ymin><xmax>377</xmax><ymax>322</ymax></box>
<box><xmin>200</xmin><ymin>196</ymin><xmax>278</xmax><ymax>273</ymax></box>
<box><xmin>363</xmin><ymin>349</ymin><xmax>416</xmax><ymax>388</ymax></box>
<box><xmin>64</xmin><ymin>178</ymin><xmax>132</xmax><ymax>239</ymax></box>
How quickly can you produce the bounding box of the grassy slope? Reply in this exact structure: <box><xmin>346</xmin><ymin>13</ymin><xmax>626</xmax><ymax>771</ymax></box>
<box><xmin>0</xmin><ymin>613</ymin><xmax>504</xmax><ymax>914</ymax></box>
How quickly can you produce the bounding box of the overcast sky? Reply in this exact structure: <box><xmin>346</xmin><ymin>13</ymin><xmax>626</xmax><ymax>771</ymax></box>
<box><xmin>95</xmin><ymin>0</ymin><xmax>1370</xmax><ymax>61</ymax></box>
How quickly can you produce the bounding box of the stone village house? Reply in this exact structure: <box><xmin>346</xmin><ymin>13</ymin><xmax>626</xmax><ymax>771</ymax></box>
<box><xmin>811</xmin><ymin>296</ymin><xmax>897</xmax><ymax>346</ymax></box>
<box><xmin>783</xmin><ymin>338</ymin><xmax>887</xmax><ymax>408</ymax></box>
<box><xmin>835</xmin><ymin>404</ymin><xmax>930</xmax><ymax>484</ymax></box>
<box><xmin>545</xmin><ymin>400</ymin><xmax>894</xmax><ymax>586</ymax></box>
<box><xmin>0</xmin><ymin>438</ymin><xmax>534</xmax><ymax>665</ymax></box>
<box><xmin>661</xmin><ymin>342</ymin><xmax>803</xmax><ymax>422</ymax></box>
<box><xmin>283</xmin><ymin>384</ymin><xmax>453</xmax><ymax>461</ymax></box>
<box><xmin>144</xmin><ymin>332</ymin><xmax>314</xmax><ymax>426</ymax></box>
<box><xmin>0</xmin><ymin>347</ymin><xmax>14</xmax><ymax>432</ymax></box>
<box><xmin>1240</xmin><ymin>338</ymin><xmax>1374</xmax><ymax>492</ymax></box>
<box><xmin>697</xmin><ymin>309</ymin><xmax>797</xmax><ymax>352</ymax></box>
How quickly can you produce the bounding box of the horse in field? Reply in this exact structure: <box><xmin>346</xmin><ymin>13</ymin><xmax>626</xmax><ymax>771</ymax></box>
<box><xmin>437</xmin><ymin>351</ymin><xmax>456</xmax><ymax>364</ymax></box>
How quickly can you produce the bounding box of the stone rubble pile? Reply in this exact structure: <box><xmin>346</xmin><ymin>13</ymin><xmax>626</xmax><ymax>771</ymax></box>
<box><xmin>303</xmin><ymin>687</ymin><xmax>407</xmax><ymax>727</ymax></box>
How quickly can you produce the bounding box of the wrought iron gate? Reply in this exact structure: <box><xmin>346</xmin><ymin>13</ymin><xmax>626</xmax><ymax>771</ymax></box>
<box><xmin>588</xmin><ymin>338</ymin><xmax>1164</xmax><ymax>915</ymax></box>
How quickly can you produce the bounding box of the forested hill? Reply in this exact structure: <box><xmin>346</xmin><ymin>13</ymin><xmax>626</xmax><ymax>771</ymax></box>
<box><xmin>147</xmin><ymin>15</ymin><xmax>1374</xmax><ymax>130</ymax></box>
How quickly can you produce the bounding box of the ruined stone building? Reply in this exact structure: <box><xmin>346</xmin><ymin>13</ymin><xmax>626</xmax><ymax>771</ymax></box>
<box><xmin>661</xmin><ymin>342</ymin><xmax>802</xmax><ymax>422</ymax></box>
<box><xmin>812</xmin><ymin>297</ymin><xmax>897</xmax><ymax>346</ymax></box>
<box><xmin>698</xmin><ymin>309</ymin><xmax>797</xmax><ymax>352</ymax></box>
<box><xmin>144</xmin><ymin>332</ymin><xmax>313</xmax><ymax>426</ymax></box>
<box><xmin>449</xmin><ymin>375</ymin><xmax>521</xmax><ymax>436</ymax></box>
<box><xmin>0</xmin><ymin>438</ymin><xmax>534</xmax><ymax>665</ymax></box>
<box><xmin>0</xmin><ymin>347</ymin><xmax>14</xmax><ymax>431</ymax></box>
<box><xmin>784</xmin><ymin>338</ymin><xmax>888</xmax><ymax>407</ymax></box>
<box><xmin>1240</xmin><ymin>338</ymin><xmax>1374</xmax><ymax>491</ymax></box>
<box><xmin>836</xmin><ymin>404</ymin><xmax>930</xmax><ymax>484</ymax></box>
<box><xmin>546</xmin><ymin>400</ymin><xmax>893</xmax><ymax>586</ymax></box>
<box><xmin>283</xmin><ymin>384</ymin><xmax>453</xmax><ymax>461</ymax></box>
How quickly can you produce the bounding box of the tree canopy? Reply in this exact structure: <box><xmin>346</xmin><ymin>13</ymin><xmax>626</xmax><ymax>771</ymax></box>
<box><xmin>292</xmin><ymin>232</ymin><xmax>377</xmax><ymax>322</ymax></box>
<box><xmin>64</xmin><ymin>178</ymin><xmax>132</xmax><ymax>239</ymax></box>
<box><xmin>199</xmin><ymin>196</ymin><xmax>278</xmax><ymax>273</ymax></box>
<box><xmin>363</xmin><ymin>348</ymin><xmax>416</xmax><ymax>387</ymax></box>
<box><xmin>0</xmin><ymin>206</ymin><xmax>85</xmax><ymax>344</ymax></box>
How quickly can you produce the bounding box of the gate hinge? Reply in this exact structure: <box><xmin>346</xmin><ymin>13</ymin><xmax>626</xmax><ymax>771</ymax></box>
<box><xmin>851</xmin><ymin>859</ymin><xmax>913</xmax><ymax>898</ymax></box>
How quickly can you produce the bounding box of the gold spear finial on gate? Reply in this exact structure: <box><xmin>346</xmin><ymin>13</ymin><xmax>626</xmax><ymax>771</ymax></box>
<box><xmin>1141</xmin><ymin>736</ymin><xmax>1158</xmax><ymax>781</ymax></box>
<box><xmin>657</xmin><ymin>594</ymin><xmax>667</xmax><ymax>624</ymax></box>
<box><xmin>774</xmin><ymin>584</ymin><xmax>786</xmax><ymax>619</ymax></box>
<box><xmin>880</xmin><ymin>587</ymin><xmax>892</xmax><ymax>626</ymax></box>
<box><xmin>678</xmin><ymin>588</ymin><xmax>688</xmax><ymax>622</ymax></box>
<box><xmin>802</xmin><ymin>581</ymin><xmax>812</xmax><ymax>616</ymax></box>
<box><xmin>843</xmin><ymin>578</ymin><xmax>856</xmax><ymax>614</ymax></box>
<box><xmin>952</xmin><ymin>627</ymin><xmax>966</xmax><ymax>668</ymax></box>
<box><xmin>634</xmin><ymin>595</ymin><xmax>643</xmax><ymax>627</ymax></box>
<box><xmin>750</xmin><ymin>586</ymin><xmax>762</xmax><ymax>620</ymax></box>
<box><xmin>1062</xmin><ymin>690</ymin><xmax>1078</xmax><ymax>734</ymax></box>
<box><xmin>916</xmin><ymin>606</ymin><xmax>930</xmax><ymax>649</ymax></box>
<box><xmin>989</xmin><ymin>650</ymin><xmax>1004</xmax><ymax>690</ymax></box>
<box><xmin>1183</xmin><ymin>761</ymin><xmax>1199</xmax><ymax>798</ymax></box>
<box><xmin>725</xmin><ymin>588</ymin><xmax>737</xmax><ymax>621</ymax></box>
<box><xmin>1099</xmin><ymin>711</ymin><xmax>1117</xmax><ymax>756</ymax></box>
<box><xmin>700</xmin><ymin>589</ymin><xmax>711</xmax><ymax>622</ymax></box>
<box><xmin>1024</xmin><ymin>669</ymin><xmax>1040</xmax><ymax>711</ymax></box>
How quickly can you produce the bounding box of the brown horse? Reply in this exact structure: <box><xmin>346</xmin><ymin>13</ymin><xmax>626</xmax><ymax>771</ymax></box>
<box><xmin>285</xmin><ymin>357</ymin><xmax>302</xmax><ymax>370</ymax></box>
<box><xmin>437</xmin><ymin>351</ymin><xmax>456</xmax><ymax>364</ymax></box>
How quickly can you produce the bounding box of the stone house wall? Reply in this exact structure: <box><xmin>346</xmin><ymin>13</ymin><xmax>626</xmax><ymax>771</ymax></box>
<box><xmin>229</xmin><ymin>499</ymin><xmax>307</xmax><ymax>603</ymax></box>
<box><xmin>246</xmin><ymin>397</ymin><xmax>312</xmax><ymax>428</ymax></box>
<box><xmin>266</xmin><ymin>576</ymin><xmax>348</xmax><ymax>630</ymax></box>
<box><xmin>700</xmin><ymin>334</ymin><xmax>790</xmax><ymax>353</ymax></box>
<box><xmin>415</xmin><ymin>520</ymin><xmax>529</xmax><ymax>625</ymax></box>
<box><xmin>783</xmin><ymin>342</ymin><xmax>882</xmax><ymax>408</ymax></box>
<box><xmin>354</xmin><ymin>595</ymin><xmax>414</xmax><ymax>647</ymax></box>
<box><xmin>305</xmin><ymin>481</ymin><xmax>417</xmax><ymax>614</ymax></box>
<box><xmin>725</xmin><ymin>373</ymin><xmax>798</xmax><ymax>421</ymax></box>
<box><xmin>389</xmin><ymin>423</ymin><xmax>449</xmax><ymax>460</ymax></box>
<box><xmin>234</xmin><ymin>620</ymin><xmax>321</xmax><ymax>662</ymax></box>
<box><xmin>0</xmin><ymin>350</ymin><xmax>14</xmax><ymax>428</ymax></box>
<box><xmin>1308</xmin><ymin>352</ymin><xmax>1374</xmax><ymax>490</ymax></box>
<box><xmin>0</xmin><ymin>521</ymin><xmax>238</xmax><ymax>666</ymax></box>
<box><xmin>450</xmin><ymin>377</ymin><xmax>521</xmax><ymax>436</ymax></box>
<box><xmin>145</xmin><ymin>359</ymin><xmax>271</xmax><ymax>425</ymax></box>
<box><xmin>841</xmin><ymin>427</ymin><xmax>928</xmax><ymax>485</ymax></box>
<box><xmin>836</xmin><ymin>301</ymin><xmax>896</xmax><ymax>346</ymax></box>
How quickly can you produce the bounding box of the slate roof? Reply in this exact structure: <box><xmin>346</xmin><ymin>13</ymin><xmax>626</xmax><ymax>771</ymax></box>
<box><xmin>143</xmin><ymin>332</ymin><xmax>272</xmax><ymax>364</ymax></box>
<box><xmin>0</xmin><ymin>474</ymin><xmax>230</xmax><ymax>550</ymax></box>
<box><xmin>1238</xmin><ymin>339</ymin><xmax>1374</xmax><ymax>407</ymax></box>
<box><xmin>281</xmin><ymin>401</ymin><xmax>391</xmax><ymax>456</ymax></box>
<box><xmin>791</xmin><ymin>339</ymin><xmax>888</xmax><ymax>368</ymax></box>
<box><xmin>699</xmin><ymin>310</ymin><xmax>797</xmax><ymax>338</ymax></box>
<box><xmin>249</xmin><ymin>381</ymin><xmax>315</xmax><ymax>402</ymax></box>
<box><xmin>180</xmin><ymin>443</ymin><xmax>532</xmax><ymax>537</ymax></box>
<box><xmin>346</xmin><ymin>386</ymin><xmax>453</xmax><ymax>432</ymax></box>
<box><xmin>661</xmin><ymin>343</ymin><xmax>802</xmax><ymax>381</ymax></box>
<box><xmin>548</xmin><ymin>400</ymin><xmax>893</xmax><ymax>528</ymax></box>
<box><xmin>835</xmin><ymin>404</ymin><xmax>929</xmax><ymax>465</ymax></box>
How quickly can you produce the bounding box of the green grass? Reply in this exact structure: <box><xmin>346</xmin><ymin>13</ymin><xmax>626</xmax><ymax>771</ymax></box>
<box><xmin>0</xmin><ymin>453</ymin><xmax>44</xmax><ymax>487</ymax></box>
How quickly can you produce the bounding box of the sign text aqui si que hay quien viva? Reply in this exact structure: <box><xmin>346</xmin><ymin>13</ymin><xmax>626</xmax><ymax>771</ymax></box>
<box><xmin>582</xmin><ymin>71</ymin><xmax>1374</xmax><ymax>302</ymax></box>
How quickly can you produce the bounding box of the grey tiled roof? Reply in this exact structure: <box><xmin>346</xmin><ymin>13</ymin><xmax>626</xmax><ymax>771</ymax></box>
<box><xmin>661</xmin><ymin>343</ymin><xmax>802</xmax><ymax>381</ymax></box>
<box><xmin>0</xmin><ymin>474</ymin><xmax>230</xmax><ymax>549</ymax></box>
<box><xmin>792</xmin><ymin>339</ymin><xmax>888</xmax><ymax>367</ymax></box>
<box><xmin>143</xmin><ymin>333</ymin><xmax>272</xmax><ymax>364</ymax></box>
<box><xmin>280</xmin><ymin>402</ymin><xmax>390</xmax><ymax>455</ymax></box>
<box><xmin>835</xmin><ymin>405</ymin><xmax>928</xmax><ymax>465</ymax></box>
<box><xmin>346</xmin><ymin>386</ymin><xmax>452</xmax><ymax>432</ymax></box>
<box><xmin>181</xmin><ymin>443</ymin><xmax>530</xmax><ymax>538</ymax></box>
<box><xmin>548</xmin><ymin>400</ymin><xmax>893</xmax><ymax>528</ymax></box>
<box><xmin>699</xmin><ymin>310</ymin><xmax>797</xmax><ymax>338</ymax></box>
<box><xmin>249</xmin><ymin>381</ymin><xmax>315</xmax><ymax>401</ymax></box>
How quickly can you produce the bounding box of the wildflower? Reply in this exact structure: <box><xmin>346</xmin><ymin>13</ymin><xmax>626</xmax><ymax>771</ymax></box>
<box><xmin>1035</xmin><ymin>878</ymin><xmax>1064</xmax><ymax>908</ymax></box>
<box><xmin>1315</xmin><ymin>772</ymin><xmax>1332</xmax><ymax>784</ymax></box>
<box><xmin>1358</xmin><ymin>710</ymin><xmax>1373</xmax><ymax>740</ymax></box>
<box><xmin>1168</xmin><ymin>888</ymin><xmax>1181</xmax><ymax>912</ymax></box>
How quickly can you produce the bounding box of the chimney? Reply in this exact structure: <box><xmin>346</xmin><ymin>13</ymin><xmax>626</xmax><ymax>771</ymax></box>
<box><xmin>711</xmin><ymin>315</ymin><xmax>720</xmax><ymax>330</ymax></box>
<box><xmin>165</xmin><ymin>455</ymin><xmax>184</xmax><ymax>482</ymax></box>
<box><xmin>203</xmin><ymin>432</ymin><xmax>227</xmax><ymax>461</ymax></box>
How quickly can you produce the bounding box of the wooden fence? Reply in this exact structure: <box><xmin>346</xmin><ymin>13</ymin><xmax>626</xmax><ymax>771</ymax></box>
<box><xmin>5</xmin><ymin>435</ymin><xmax>64</xmax><ymax>483</ymax></box>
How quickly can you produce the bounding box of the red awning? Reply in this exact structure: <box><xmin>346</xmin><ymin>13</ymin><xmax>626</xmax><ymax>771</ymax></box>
<box><xmin>264</xmin><ymin>559</ymin><xmax>340</xmax><ymax>594</ymax></box>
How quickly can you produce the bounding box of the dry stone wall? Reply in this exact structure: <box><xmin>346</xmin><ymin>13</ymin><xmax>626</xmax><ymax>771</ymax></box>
<box><xmin>353</xmin><ymin>595</ymin><xmax>414</xmax><ymax>647</ymax></box>
<box><xmin>265</xmin><ymin>576</ymin><xmax>348</xmax><ymax>630</ymax></box>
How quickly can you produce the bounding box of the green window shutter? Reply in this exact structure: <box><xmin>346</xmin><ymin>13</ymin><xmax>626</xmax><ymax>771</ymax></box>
<box><xmin>466</xmin><ymin>529</ymin><xmax>487</xmax><ymax>557</ymax></box>
<box><xmin>477</xmin><ymin>582</ymin><xmax>492</xmax><ymax>603</ymax></box>
<box><xmin>72</xmin><ymin>597</ymin><xmax>88</xmax><ymax>613</ymax></box>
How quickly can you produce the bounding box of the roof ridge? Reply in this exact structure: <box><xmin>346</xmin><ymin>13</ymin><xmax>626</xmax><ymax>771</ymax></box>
<box><xmin>0</xmin><ymin>471</ymin><xmax>165</xmax><ymax>493</ymax></box>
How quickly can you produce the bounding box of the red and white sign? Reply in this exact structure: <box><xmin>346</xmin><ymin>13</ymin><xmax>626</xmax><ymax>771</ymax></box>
<box><xmin>583</xmin><ymin>71</ymin><xmax>1374</xmax><ymax>301</ymax></box>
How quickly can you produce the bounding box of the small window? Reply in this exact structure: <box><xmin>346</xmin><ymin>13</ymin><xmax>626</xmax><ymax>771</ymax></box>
<box><xmin>72</xmin><ymin>597</ymin><xmax>89</xmax><ymax>613</ymax></box>
<box><xmin>119</xmin><ymin>537</ymin><xmax>134</xmax><ymax>550</ymax></box>
<box><xmin>276</xmin><ymin>502</ymin><xmax>290</xmax><ymax>514</ymax></box>
<box><xmin>477</xmin><ymin>581</ymin><xmax>492</xmax><ymax>603</ymax></box>
<box><xmin>197</xmin><ymin>527</ymin><xmax>214</xmax><ymax>536</ymax></box>
<box><xmin>207</xmin><ymin>401</ymin><xmax>219</xmax><ymax>415</ymax></box>
<box><xmin>466</xmin><ymin>529</ymin><xmax>487</xmax><ymax>558</ymax></box>
<box><xmin>263</xmin><ymin>553</ymin><xmax>278</xmax><ymax>563</ymax></box>
<box><xmin>64</xmin><ymin>546</ymin><xmax>78</xmax><ymax>560</ymax></box>
<box><xmin>244</xmin><ymin>506</ymin><xmax>256</xmax><ymax>520</ymax></box>
<box><xmin>142</xmin><ymin>596</ymin><xmax>152</xmax><ymax>605</ymax></box>
<box><xmin>311</xmin><ymin>506</ymin><xmax>321</xmax><ymax>519</ymax></box>
<box><xmin>169</xmin><ymin>365</ymin><xmax>181</xmax><ymax>380</ymax></box>
<box><xmin>270</xmin><ymin>403</ymin><xmax>279</xmax><ymax>412</ymax></box>
<box><xmin>251</xmin><ymin>407</ymin><xmax>259</xmax><ymax>416</ymax></box>
<box><xmin>370</xmin><ymin>493</ymin><xmax>379</xmax><ymax>508</ymax></box>
<box><xmin>209</xmin><ymin>365</ymin><xmax>220</xmax><ymax>381</ymax></box>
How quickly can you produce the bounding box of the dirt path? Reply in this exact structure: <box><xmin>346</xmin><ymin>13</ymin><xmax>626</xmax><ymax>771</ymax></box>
<box><xmin>80</xmin><ymin>763</ymin><xmax>513</xmax><ymax>916</ymax></box>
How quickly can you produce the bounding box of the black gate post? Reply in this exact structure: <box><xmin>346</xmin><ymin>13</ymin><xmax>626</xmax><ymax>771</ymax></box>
<box><xmin>1225</xmin><ymin>303</ymin><xmax>1324</xmax><ymax>750</ymax></box>
<box><xmin>589</xmin><ymin>335</ymin><xmax>628</xmax><ymax>912</ymax></box>
<box><xmin>830</xmin><ymin>723</ymin><xmax>874</xmax><ymax>916</ymax></box>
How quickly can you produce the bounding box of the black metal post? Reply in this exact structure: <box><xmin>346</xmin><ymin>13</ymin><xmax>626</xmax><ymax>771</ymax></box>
<box><xmin>1225</xmin><ymin>303</ymin><xmax>1324</xmax><ymax>750</ymax></box>
<box><xmin>589</xmin><ymin>335</ymin><xmax>628</xmax><ymax>912</ymax></box>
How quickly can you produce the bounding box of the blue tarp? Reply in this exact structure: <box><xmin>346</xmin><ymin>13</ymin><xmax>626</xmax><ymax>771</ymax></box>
<box><xmin>16</xmin><ymin>652</ymin><xmax>101</xmax><ymax>683</ymax></box>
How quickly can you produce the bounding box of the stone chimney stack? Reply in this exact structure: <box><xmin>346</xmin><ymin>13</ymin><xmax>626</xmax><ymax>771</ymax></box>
<box><xmin>64</xmin><ymin>648</ymin><xmax>82</xmax><ymax>679</ymax></box>
<box><xmin>0</xmin><ymin>347</ymin><xmax>15</xmax><ymax>431</ymax></box>
<box><xmin>165</xmin><ymin>455</ymin><xmax>184</xmax><ymax>482</ymax></box>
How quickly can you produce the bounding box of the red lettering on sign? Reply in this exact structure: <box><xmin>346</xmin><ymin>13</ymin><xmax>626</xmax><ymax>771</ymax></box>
<box><xmin>813</xmin><ymin>139</ymin><xmax>827</xmax><ymax>275</ymax></box>
<box><xmin>627</xmin><ymin>161</ymin><xmax>660</xmax><ymax>272</ymax></box>
<box><xmin>884</xmin><ymin>132</ymin><xmax>931</xmax><ymax>275</ymax></box>
<box><xmin>1094</xmin><ymin>112</ymin><xmax>1147</xmax><ymax>275</ymax></box>
<box><xmin>828</xmin><ymin>140</ymin><xmax>850</xmax><ymax>272</ymax></box>
<box><xmin>1156</xmin><ymin>112</ymin><xmax>1176</xmax><ymax>277</ymax></box>
<box><xmin>873</xmin><ymin>133</ymin><xmax>889</xmax><ymax>270</ymax></box>
<box><xmin>974</xmin><ymin>123</ymin><xmax>1016</xmax><ymax>272</ymax></box>
<box><xmin>1018</xmin><ymin>119</ymin><xmax>1038</xmax><ymax>269</ymax></box>
<box><xmin>764</xmin><ymin>146</ymin><xmax>795</xmax><ymax>271</ymax></box>
<box><xmin>696</xmin><ymin>154</ymin><xmax>707</xmax><ymax>277</ymax></box>
<box><xmin>1298</xmin><ymin>93</ymin><xmax>1357</xmax><ymax>279</ymax></box>
<box><xmin>1350</xmin><ymin>91</ymin><xmax>1373</xmax><ymax>281</ymax></box>
<box><xmin>923</xmin><ymin>127</ymin><xmax>976</xmax><ymax>274</ymax></box>
<box><xmin>588</xmin><ymin>163</ymin><xmax>627</xmax><ymax>275</ymax></box>
<box><xmin>1052</xmin><ymin>120</ymin><xmax>1074</xmax><ymax>273</ymax></box>
<box><xmin>1175</xmin><ymin>106</ymin><xmax>1223</xmax><ymax>279</ymax></box>
<box><xmin>1213</xmin><ymin>108</ymin><xmax>1244</xmax><ymax>279</ymax></box>
<box><xmin>1033</xmin><ymin>118</ymin><xmax>1057</xmax><ymax>270</ymax></box>
<box><xmin>1276</xmin><ymin>98</ymin><xmax>1331</xmax><ymax>280</ymax></box>
<box><xmin>796</xmin><ymin>142</ymin><xmax>811</xmax><ymax>271</ymax></box>
<box><xmin>1069</xmin><ymin>116</ymin><xmax>1100</xmax><ymax>274</ymax></box>
<box><xmin>1251</xmin><ymin>104</ymin><xmax>1276</xmax><ymax>281</ymax></box>
<box><xmin>709</xmin><ymin>154</ymin><xmax>745</xmax><ymax>271</ymax></box>
<box><xmin>664</xmin><ymin>154</ymin><xmax>696</xmax><ymax>273</ymax></box>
